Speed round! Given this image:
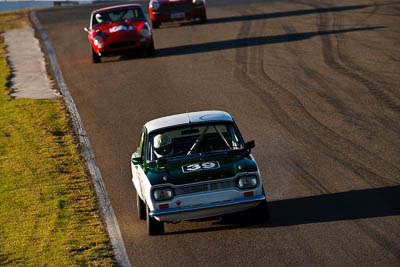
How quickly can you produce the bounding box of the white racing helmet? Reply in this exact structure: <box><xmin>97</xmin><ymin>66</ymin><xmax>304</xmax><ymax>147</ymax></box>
<box><xmin>154</xmin><ymin>134</ymin><xmax>173</xmax><ymax>158</ymax></box>
<box><xmin>95</xmin><ymin>13</ymin><xmax>104</xmax><ymax>23</ymax></box>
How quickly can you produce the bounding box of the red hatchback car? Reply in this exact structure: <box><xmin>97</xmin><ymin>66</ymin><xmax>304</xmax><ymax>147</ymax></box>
<box><xmin>84</xmin><ymin>4</ymin><xmax>155</xmax><ymax>63</ymax></box>
<box><xmin>149</xmin><ymin>0</ymin><xmax>207</xmax><ymax>28</ymax></box>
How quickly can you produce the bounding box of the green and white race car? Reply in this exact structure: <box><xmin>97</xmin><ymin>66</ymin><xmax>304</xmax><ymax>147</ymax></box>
<box><xmin>131</xmin><ymin>110</ymin><xmax>268</xmax><ymax>235</ymax></box>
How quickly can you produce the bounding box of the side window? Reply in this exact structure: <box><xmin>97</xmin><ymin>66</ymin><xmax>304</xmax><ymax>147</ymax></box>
<box><xmin>134</xmin><ymin>8</ymin><xmax>145</xmax><ymax>19</ymax></box>
<box><xmin>137</xmin><ymin>130</ymin><xmax>145</xmax><ymax>157</ymax></box>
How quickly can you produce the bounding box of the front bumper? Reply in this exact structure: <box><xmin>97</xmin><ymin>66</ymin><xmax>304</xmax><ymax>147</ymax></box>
<box><xmin>150</xmin><ymin>194</ymin><xmax>265</xmax><ymax>221</ymax></box>
<box><xmin>93</xmin><ymin>36</ymin><xmax>153</xmax><ymax>56</ymax></box>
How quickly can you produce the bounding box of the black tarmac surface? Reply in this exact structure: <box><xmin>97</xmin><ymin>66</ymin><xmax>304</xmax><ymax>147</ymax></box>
<box><xmin>36</xmin><ymin>0</ymin><xmax>400</xmax><ymax>265</ymax></box>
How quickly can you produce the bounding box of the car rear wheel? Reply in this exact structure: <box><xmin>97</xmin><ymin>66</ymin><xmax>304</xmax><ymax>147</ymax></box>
<box><xmin>146</xmin><ymin>206</ymin><xmax>164</xmax><ymax>235</ymax></box>
<box><xmin>136</xmin><ymin>191</ymin><xmax>146</xmax><ymax>220</ymax></box>
<box><xmin>151</xmin><ymin>20</ymin><xmax>160</xmax><ymax>29</ymax></box>
<box><xmin>92</xmin><ymin>48</ymin><xmax>101</xmax><ymax>63</ymax></box>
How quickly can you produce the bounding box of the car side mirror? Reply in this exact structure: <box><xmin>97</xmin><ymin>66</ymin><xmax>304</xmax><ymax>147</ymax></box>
<box><xmin>83</xmin><ymin>27</ymin><xmax>89</xmax><ymax>32</ymax></box>
<box><xmin>245</xmin><ymin>140</ymin><xmax>256</xmax><ymax>150</ymax></box>
<box><xmin>131</xmin><ymin>152</ymin><xmax>142</xmax><ymax>164</ymax></box>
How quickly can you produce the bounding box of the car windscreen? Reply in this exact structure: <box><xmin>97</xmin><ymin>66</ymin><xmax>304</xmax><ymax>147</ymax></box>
<box><xmin>148</xmin><ymin>123</ymin><xmax>244</xmax><ymax>161</ymax></box>
<box><xmin>92</xmin><ymin>7</ymin><xmax>145</xmax><ymax>27</ymax></box>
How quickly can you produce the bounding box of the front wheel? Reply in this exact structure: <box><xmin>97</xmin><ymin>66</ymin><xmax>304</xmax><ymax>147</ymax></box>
<box><xmin>146</xmin><ymin>206</ymin><xmax>164</xmax><ymax>235</ymax></box>
<box><xmin>92</xmin><ymin>48</ymin><xmax>101</xmax><ymax>63</ymax></box>
<box><xmin>199</xmin><ymin>10</ymin><xmax>207</xmax><ymax>23</ymax></box>
<box><xmin>252</xmin><ymin>199</ymin><xmax>269</xmax><ymax>222</ymax></box>
<box><xmin>146</xmin><ymin>41</ymin><xmax>156</xmax><ymax>57</ymax></box>
<box><xmin>252</xmin><ymin>187</ymin><xmax>269</xmax><ymax>222</ymax></box>
<box><xmin>136</xmin><ymin>191</ymin><xmax>146</xmax><ymax>220</ymax></box>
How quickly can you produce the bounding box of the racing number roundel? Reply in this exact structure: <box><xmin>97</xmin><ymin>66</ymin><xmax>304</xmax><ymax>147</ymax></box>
<box><xmin>182</xmin><ymin>161</ymin><xmax>219</xmax><ymax>173</ymax></box>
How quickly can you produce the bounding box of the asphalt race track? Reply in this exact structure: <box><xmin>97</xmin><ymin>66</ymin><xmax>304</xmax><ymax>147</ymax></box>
<box><xmin>36</xmin><ymin>0</ymin><xmax>400</xmax><ymax>265</ymax></box>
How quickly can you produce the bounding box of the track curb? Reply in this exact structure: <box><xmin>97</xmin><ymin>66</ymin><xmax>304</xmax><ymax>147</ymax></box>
<box><xmin>30</xmin><ymin>10</ymin><xmax>131</xmax><ymax>267</ymax></box>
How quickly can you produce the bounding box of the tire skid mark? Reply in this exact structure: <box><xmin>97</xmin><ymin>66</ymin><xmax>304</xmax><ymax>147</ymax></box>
<box><xmin>351</xmin><ymin>0</ymin><xmax>379</xmax><ymax>27</ymax></box>
<box><xmin>315</xmin><ymin>1</ymin><xmax>400</xmax><ymax>130</ymax></box>
<box><xmin>259</xmin><ymin>55</ymin><xmax>399</xmax><ymax>187</ymax></box>
<box><xmin>229</xmin><ymin>2</ymin><xmax>399</xmax><ymax>261</ymax></box>
<box><xmin>234</xmin><ymin>9</ymin><xmax>253</xmax><ymax>74</ymax></box>
<box><xmin>255</xmin><ymin>2</ymin><xmax>400</xmax><ymax>256</ymax></box>
<box><xmin>352</xmin><ymin>220</ymin><xmax>400</xmax><ymax>260</ymax></box>
<box><xmin>297</xmin><ymin>2</ymin><xmax>400</xmax><ymax>171</ymax></box>
<box><xmin>257</xmin><ymin>64</ymin><xmax>398</xmax><ymax>188</ymax></box>
<box><xmin>233</xmin><ymin>6</ymin><xmax>399</xmax><ymax>188</ymax></box>
<box><xmin>315</xmin><ymin>2</ymin><xmax>400</xmax><ymax>113</ymax></box>
<box><xmin>333</xmin><ymin>7</ymin><xmax>400</xmax><ymax>111</ymax></box>
<box><xmin>279</xmin><ymin>21</ymin><xmax>400</xmax><ymax>165</ymax></box>
<box><xmin>281</xmin><ymin>22</ymin><xmax>374</xmax><ymax>129</ymax></box>
<box><xmin>313</xmin><ymin>0</ymin><xmax>400</xmax><ymax>130</ymax></box>
<box><xmin>335</xmin><ymin>2</ymin><xmax>400</xmax><ymax>94</ymax></box>
<box><xmin>285</xmin><ymin>158</ymin><xmax>331</xmax><ymax>195</ymax></box>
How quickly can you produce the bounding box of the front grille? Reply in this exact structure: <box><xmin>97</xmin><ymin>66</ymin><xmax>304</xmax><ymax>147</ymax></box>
<box><xmin>160</xmin><ymin>3</ymin><xmax>193</xmax><ymax>14</ymax></box>
<box><xmin>175</xmin><ymin>180</ymin><xmax>236</xmax><ymax>196</ymax></box>
<box><xmin>108</xmin><ymin>41</ymin><xmax>135</xmax><ymax>49</ymax></box>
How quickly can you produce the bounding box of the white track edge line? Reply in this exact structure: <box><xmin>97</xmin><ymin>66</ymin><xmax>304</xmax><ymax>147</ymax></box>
<box><xmin>30</xmin><ymin>10</ymin><xmax>131</xmax><ymax>267</ymax></box>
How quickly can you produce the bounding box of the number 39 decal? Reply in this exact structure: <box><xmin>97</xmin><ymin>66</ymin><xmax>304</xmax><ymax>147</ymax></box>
<box><xmin>182</xmin><ymin>161</ymin><xmax>220</xmax><ymax>173</ymax></box>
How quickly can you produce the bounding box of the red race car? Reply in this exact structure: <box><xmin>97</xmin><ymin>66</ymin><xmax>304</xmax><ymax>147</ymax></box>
<box><xmin>149</xmin><ymin>0</ymin><xmax>207</xmax><ymax>29</ymax></box>
<box><xmin>84</xmin><ymin>4</ymin><xmax>155</xmax><ymax>63</ymax></box>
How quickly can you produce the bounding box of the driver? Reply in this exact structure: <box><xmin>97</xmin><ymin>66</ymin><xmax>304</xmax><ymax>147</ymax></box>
<box><xmin>154</xmin><ymin>134</ymin><xmax>173</xmax><ymax>158</ymax></box>
<box><xmin>95</xmin><ymin>13</ymin><xmax>110</xmax><ymax>24</ymax></box>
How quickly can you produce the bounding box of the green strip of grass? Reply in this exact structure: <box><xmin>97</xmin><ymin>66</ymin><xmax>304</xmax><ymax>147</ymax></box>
<box><xmin>0</xmin><ymin>10</ymin><xmax>116</xmax><ymax>265</ymax></box>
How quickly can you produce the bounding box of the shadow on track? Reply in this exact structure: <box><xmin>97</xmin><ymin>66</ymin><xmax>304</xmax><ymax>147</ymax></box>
<box><xmin>179</xmin><ymin>4</ymin><xmax>370</xmax><ymax>27</ymax></box>
<box><xmin>155</xmin><ymin>27</ymin><xmax>385</xmax><ymax>58</ymax></box>
<box><xmin>165</xmin><ymin>185</ymin><xmax>400</xmax><ymax>235</ymax></box>
<box><xmin>268</xmin><ymin>185</ymin><xmax>400</xmax><ymax>227</ymax></box>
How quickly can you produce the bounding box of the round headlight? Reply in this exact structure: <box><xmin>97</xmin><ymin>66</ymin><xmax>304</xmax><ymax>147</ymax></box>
<box><xmin>153</xmin><ymin>188</ymin><xmax>174</xmax><ymax>201</ymax></box>
<box><xmin>151</xmin><ymin>2</ymin><xmax>160</xmax><ymax>10</ymax></box>
<box><xmin>237</xmin><ymin>176</ymin><xmax>258</xmax><ymax>189</ymax></box>
<box><xmin>93</xmin><ymin>35</ymin><xmax>103</xmax><ymax>46</ymax></box>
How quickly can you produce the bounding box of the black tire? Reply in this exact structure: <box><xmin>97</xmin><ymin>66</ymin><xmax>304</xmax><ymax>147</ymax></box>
<box><xmin>199</xmin><ymin>10</ymin><xmax>207</xmax><ymax>23</ymax></box>
<box><xmin>252</xmin><ymin>187</ymin><xmax>269</xmax><ymax>222</ymax></box>
<box><xmin>146</xmin><ymin>41</ymin><xmax>156</xmax><ymax>57</ymax></box>
<box><xmin>252</xmin><ymin>199</ymin><xmax>270</xmax><ymax>223</ymax></box>
<box><xmin>92</xmin><ymin>48</ymin><xmax>101</xmax><ymax>63</ymax></box>
<box><xmin>151</xmin><ymin>20</ymin><xmax>160</xmax><ymax>29</ymax></box>
<box><xmin>136</xmin><ymin>191</ymin><xmax>146</xmax><ymax>220</ymax></box>
<box><xmin>146</xmin><ymin>206</ymin><xmax>164</xmax><ymax>235</ymax></box>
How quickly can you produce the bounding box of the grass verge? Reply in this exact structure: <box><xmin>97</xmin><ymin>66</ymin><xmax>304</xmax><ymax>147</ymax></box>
<box><xmin>0</xmin><ymin>10</ymin><xmax>116</xmax><ymax>265</ymax></box>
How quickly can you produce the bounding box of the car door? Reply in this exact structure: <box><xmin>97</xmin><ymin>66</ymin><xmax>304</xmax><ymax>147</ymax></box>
<box><xmin>132</xmin><ymin>129</ymin><xmax>146</xmax><ymax>199</ymax></box>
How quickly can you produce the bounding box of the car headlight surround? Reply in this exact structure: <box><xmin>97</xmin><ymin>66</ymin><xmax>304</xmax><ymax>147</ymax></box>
<box><xmin>93</xmin><ymin>35</ymin><xmax>103</xmax><ymax>46</ymax></box>
<box><xmin>140</xmin><ymin>23</ymin><xmax>152</xmax><ymax>38</ymax></box>
<box><xmin>192</xmin><ymin>0</ymin><xmax>203</xmax><ymax>4</ymax></box>
<box><xmin>151</xmin><ymin>1</ymin><xmax>160</xmax><ymax>10</ymax></box>
<box><xmin>152</xmin><ymin>187</ymin><xmax>174</xmax><ymax>201</ymax></box>
<box><xmin>236</xmin><ymin>175</ymin><xmax>258</xmax><ymax>189</ymax></box>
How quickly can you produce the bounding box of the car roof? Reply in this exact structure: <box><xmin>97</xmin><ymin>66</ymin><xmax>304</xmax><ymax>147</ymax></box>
<box><xmin>145</xmin><ymin>111</ymin><xmax>234</xmax><ymax>133</ymax></box>
<box><xmin>91</xmin><ymin>4</ymin><xmax>143</xmax><ymax>14</ymax></box>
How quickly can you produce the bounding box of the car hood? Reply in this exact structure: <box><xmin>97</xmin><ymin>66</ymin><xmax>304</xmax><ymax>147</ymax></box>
<box><xmin>93</xmin><ymin>20</ymin><xmax>145</xmax><ymax>33</ymax></box>
<box><xmin>156</xmin><ymin>0</ymin><xmax>192</xmax><ymax>3</ymax></box>
<box><xmin>154</xmin><ymin>0</ymin><xmax>193</xmax><ymax>7</ymax></box>
<box><xmin>144</xmin><ymin>151</ymin><xmax>258</xmax><ymax>186</ymax></box>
